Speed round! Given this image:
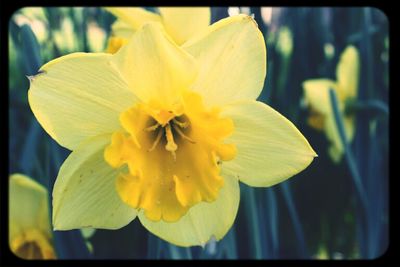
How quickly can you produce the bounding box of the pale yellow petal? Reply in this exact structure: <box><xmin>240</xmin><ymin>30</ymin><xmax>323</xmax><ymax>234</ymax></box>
<box><xmin>138</xmin><ymin>175</ymin><xmax>239</xmax><ymax>247</ymax></box>
<box><xmin>221</xmin><ymin>101</ymin><xmax>317</xmax><ymax>187</ymax></box>
<box><xmin>302</xmin><ymin>79</ymin><xmax>339</xmax><ymax>114</ymax></box>
<box><xmin>105</xmin><ymin>7</ymin><xmax>161</xmax><ymax>31</ymax></box>
<box><xmin>111</xmin><ymin>22</ymin><xmax>197</xmax><ymax>108</ymax></box>
<box><xmin>336</xmin><ymin>46</ymin><xmax>360</xmax><ymax>100</ymax></box>
<box><xmin>28</xmin><ymin>53</ymin><xmax>137</xmax><ymax>150</ymax></box>
<box><xmin>111</xmin><ymin>19</ymin><xmax>135</xmax><ymax>39</ymax></box>
<box><xmin>158</xmin><ymin>7</ymin><xmax>210</xmax><ymax>45</ymax></box>
<box><xmin>53</xmin><ymin>134</ymin><xmax>137</xmax><ymax>230</ymax></box>
<box><xmin>9</xmin><ymin>174</ymin><xmax>51</xmax><ymax>244</ymax></box>
<box><xmin>183</xmin><ymin>14</ymin><xmax>266</xmax><ymax>106</ymax></box>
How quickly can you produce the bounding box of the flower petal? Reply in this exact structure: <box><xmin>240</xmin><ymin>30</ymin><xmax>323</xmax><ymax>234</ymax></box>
<box><xmin>336</xmin><ymin>46</ymin><xmax>360</xmax><ymax>100</ymax></box>
<box><xmin>182</xmin><ymin>14</ymin><xmax>266</xmax><ymax>106</ymax></box>
<box><xmin>302</xmin><ymin>79</ymin><xmax>338</xmax><ymax>114</ymax></box>
<box><xmin>158</xmin><ymin>7</ymin><xmax>210</xmax><ymax>45</ymax></box>
<box><xmin>28</xmin><ymin>53</ymin><xmax>137</xmax><ymax>150</ymax></box>
<box><xmin>105</xmin><ymin>7</ymin><xmax>161</xmax><ymax>31</ymax></box>
<box><xmin>138</xmin><ymin>175</ymin><xmax>239</xmax><ymax>247</ymax></box>
<box><xmin>9</xmin><ymin>174</ymin><xmax>51</xmax><ymax>243</ymax></box>
<box><xmin>112</xmin><ymin>22</ymin><xmax>198</xmax><ymax>109</ymax></box>
<box><xmin>53</xmin><ymin>134</ymin><xmax>137</xmax><ymax>230</ymax></box>
<box><xmin>221</xmin><ymin>101</ymin><xmax>317</xmax><ymax>187</ymax></box>
<box><xmin>106</xmin><ymin>20</ymin><xmax>133</xmax><ymax>53</ymax></box>
<box><xmin>110</xmin><ymin>19</ymin><xmax>135</xmax><ymax>39</ymax></box>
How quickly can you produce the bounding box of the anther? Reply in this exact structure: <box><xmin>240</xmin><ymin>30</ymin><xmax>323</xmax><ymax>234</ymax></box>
<box><xmin>173</xmin><ymin>118</ymin><xmax>189</xmax><ymax>128</ymax></box>
<box><xmin>146</xmin><ymin>123</ymin><xmax>160</xmax><ymax>132</ymax></box>
<box><xmin>172</xmin><ymin>123</ymin><xmax>196</xmax><ymax>144</ymax></box>
<box><xmin>148</xmin><ymin>128</ymin><xmax>163</xmax><ymax>152</ymax></box>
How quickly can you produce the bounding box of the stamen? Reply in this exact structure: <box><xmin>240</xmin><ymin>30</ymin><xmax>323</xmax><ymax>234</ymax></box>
<box><xmin>173</xmin><ymin>118</ymin><xmax>189</xmax><ymax>128</ymax></box>
<box><xmin>148</xmin><ymin>128</ymin><xmax>163</xmax><ymax>152</ymax></box>
<box><xmin>172</xmin><ymin>123</ymin><xmax>196</xmax><ymax>144</ymax></box>
<box><xmin>146</xmin><ymin>123</ymin><xmax>160</xmax><ymax>132</ymax></box>
<box><xmin>165</xmin><ymin>124</ymin><xmax>178</xmax><ymax>161</ymax></box>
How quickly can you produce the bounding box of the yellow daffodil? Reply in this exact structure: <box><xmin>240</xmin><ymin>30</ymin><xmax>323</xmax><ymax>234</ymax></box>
<box><xmin>104</xmin><ymin>7</ymin><xmax>210</xmax><ymax>53</ymax></box>
<box><xmin>28</xmin><ymin>14</ymin><xmax>316</xmax><ymax>247</ymax></box>
<box><xmin>9</xmin><ymin>174</ymin><xmax>56</xmax><ymax>259</ymax></box>
<box><xmin>302</xmin><ymin>46</ymin><xmax>359</xmax><ymax>163</ymax></box>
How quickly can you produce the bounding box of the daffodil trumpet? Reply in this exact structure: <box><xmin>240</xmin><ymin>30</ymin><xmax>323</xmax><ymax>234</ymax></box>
<box><xmin>28</xmin><ymin>14</ymin><xmax>316</xmax><ymax>247</ymax></box>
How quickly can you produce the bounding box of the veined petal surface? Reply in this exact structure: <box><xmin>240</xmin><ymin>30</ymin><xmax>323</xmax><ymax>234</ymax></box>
<box><xmin>183</xmin><ymin>14</ymin><xmax>266</xmax><ymax>106</ymax></box>
<box><xmin>221</xmin><ymin>101</ymin><xmax>317</xmax><ymax>187</ymax></box>
<box><xmin>28</xmin><ymin>53</ymin><xmax>136</xmax><ymax>150</ymax></box>
<box><xmin>112</xmin><ymin>22</ymin><xmax>198</xmax><ymax>109</ymax></box>
<box><xmin>53</xmin><ymin>135</ymin><xmax>137</xmax><ymax>230</ymax></box>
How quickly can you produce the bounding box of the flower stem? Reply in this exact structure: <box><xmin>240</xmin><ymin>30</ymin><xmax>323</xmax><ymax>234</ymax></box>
<box><xmin>328</xmin><ymin>88</ymin><xmax>369</xmax><ymax>212</ymax></box>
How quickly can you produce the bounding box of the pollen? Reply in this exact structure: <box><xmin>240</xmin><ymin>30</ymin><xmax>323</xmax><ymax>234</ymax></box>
<box><xmin>104</xmin><ymin>91</ymin><xmax>237</xmax><ymax>222</ymax></box>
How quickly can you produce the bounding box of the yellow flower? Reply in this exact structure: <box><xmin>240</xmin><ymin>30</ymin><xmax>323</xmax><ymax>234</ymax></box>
<box><xmin>104</xmin><ymin>7</ymin><xmax>210</xmax><ymax>52</ymax></box>
<box><xmin>28</xmin><ymin>15</ymin><xmax>316</xmax><ymax>247</ymax></box>
<box><xmin>302</xmin><ymin>46</ymin><xmax>360</xmax><ymax>163</ymax></box>
<box><xmin>9</xmin><ymin>174</ymin><xmax>56</xmax><ymax>259</ymax></box>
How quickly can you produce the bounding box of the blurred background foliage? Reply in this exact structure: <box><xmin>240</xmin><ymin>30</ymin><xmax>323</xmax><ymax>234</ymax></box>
<box><xmin>8</xmin><ymin>7</ymin><xmax>389</xmax><ymax>259</ymax></box>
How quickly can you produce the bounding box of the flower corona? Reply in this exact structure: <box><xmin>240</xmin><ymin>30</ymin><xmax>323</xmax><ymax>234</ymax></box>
<box><xmin>104</xmin><ymin>91</ymin><xmax>236</xmax><ymax>221</ymax></box>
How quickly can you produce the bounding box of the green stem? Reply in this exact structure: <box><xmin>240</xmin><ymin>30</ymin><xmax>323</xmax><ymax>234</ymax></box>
<box><xmin>243</xmin><ymin>186</ymin><xmax>263</xmax><ymax>259</ymax></box>
<box><xmin>329</xmin><ymin>89</ymin><xmax>369</xmax><ymax>211</ymax></box>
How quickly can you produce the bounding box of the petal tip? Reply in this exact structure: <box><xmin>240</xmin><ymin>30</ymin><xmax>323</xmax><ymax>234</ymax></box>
<box><xmin>26</xmin><ymin>70</ymin><xmax>46</xmax><ymax>83</ymax></box>
<box><xmin>248</xmin><ymin>14</ymin><xmax>258</xmax><ymax>28</ymax></box>
<box><xmin>235</xmin><ymin>13</ymin><xmax>259</xmax><ymax>28</ymax></box>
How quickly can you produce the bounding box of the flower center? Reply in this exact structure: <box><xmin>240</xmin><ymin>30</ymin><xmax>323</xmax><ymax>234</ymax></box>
<box><xmin>104</xmin><ymin>91</ymin><xmax>236</xmax><ymax>222</ymax></box>
<box><xmin>145</xmin><ymin>115</ymin><xmax>195</xmax><ymax>161</ymax></box>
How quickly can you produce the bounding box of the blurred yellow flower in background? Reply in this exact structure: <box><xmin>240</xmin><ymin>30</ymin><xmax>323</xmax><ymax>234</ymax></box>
<box><xmin>28</xmin><ymin>14</ymin><xmax>316</xmax><ymax>247</ymax></box>
<box><xmin>302</xmin><ymin>46</ymin><xmax>360</xmax><ymax>163</ymax></box>
<box><xmin>104</xmin><ymin>7</ymin><xmax>210</xmax><ymax>53</ymax></box>
<box><xmin>9</xmin><ymin>174</ymin><xmax>56</xmax><ymax>259</ymax></box>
